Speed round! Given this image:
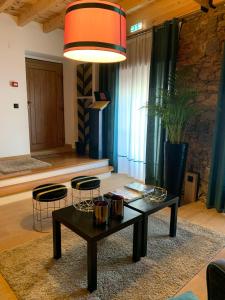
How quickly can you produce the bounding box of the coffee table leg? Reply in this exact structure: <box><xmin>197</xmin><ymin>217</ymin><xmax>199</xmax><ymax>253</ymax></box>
<box><xmin>141</xmin><ymin>215</ymin><xmax>148</xmax><ymax>257</ymax></box>
<box><xmin>170</xmin><ymin>202</ymin><xmax>178</xmax><ymax>237</ymax></box>
<box><xmin>87</xmin><ymin>241</ymin><xmax>97</xmax><ymax>292</ymax></box>
<box><xmin>133</xmin><ymin>220</ymin><xmax>142</xmax><ymax>262</ymax></box>
<box><xmin>53</xmin><ymin>218</ymin><xmax>61</xmax><ymax>259</ymax></box>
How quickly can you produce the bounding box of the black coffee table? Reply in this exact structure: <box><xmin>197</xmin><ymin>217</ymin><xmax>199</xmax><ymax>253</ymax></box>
<box><xmin>125</xmin><ymin>194</ymin><xmax>179</xmax><ymax>257</ymax></box>
<box><xmin>52</xmin><ymin>205</ymin><xmax>142</xmax><ymax>292</ymax></box>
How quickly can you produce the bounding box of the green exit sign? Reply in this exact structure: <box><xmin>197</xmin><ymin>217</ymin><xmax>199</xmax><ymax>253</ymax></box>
<box><xmin>130</xmin><ymin>22</ymin><xmax>142</xmax><ymax>33</ymax></box>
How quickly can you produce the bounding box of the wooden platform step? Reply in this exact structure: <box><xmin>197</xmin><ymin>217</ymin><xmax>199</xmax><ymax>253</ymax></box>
<box><xmin>0</xmin><ymin>165</ymin><xmax>113</xmax><ymax>198</ymax></box>
<box><xmin>0</xmin><ymin>158</ymin><xmax>109</xmax><ymax>184</ymax></box>
<box><xmin>0</xmin><ymin>157</ymin><xmax>113</xmax><ymax>201</ymax></box>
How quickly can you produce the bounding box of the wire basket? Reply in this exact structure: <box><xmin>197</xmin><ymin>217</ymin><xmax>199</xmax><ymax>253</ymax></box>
<box><xmin>72</xmin><ymin>188</ymin><xmax>101</xmax><ymax>212</ymax></box>
<box><xmin>143</xmin><ymin>186</ymin><xmax>167</xmax><ymax>203</ymax></box>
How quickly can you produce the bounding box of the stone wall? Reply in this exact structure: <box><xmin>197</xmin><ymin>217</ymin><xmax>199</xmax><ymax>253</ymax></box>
<box><xmin>177</xmin><ymin>6</ymin><xmax>225</xmax><ymax>198</ymax></box>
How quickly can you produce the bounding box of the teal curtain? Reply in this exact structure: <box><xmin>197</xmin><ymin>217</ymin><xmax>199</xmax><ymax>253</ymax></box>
<box><xmin>145</xmin><ymin>19</ymin><xmax>179</xmax><ymax>186</ymax></box>
<box><xmin>207</xmin><ymin>45</ymin><xmax>225</xmax><ymax>212</ymax></box>
<box><xmin>99</xmin><ymin>64</ymin><xmax>119</xmax><ymax>172</ymax></box>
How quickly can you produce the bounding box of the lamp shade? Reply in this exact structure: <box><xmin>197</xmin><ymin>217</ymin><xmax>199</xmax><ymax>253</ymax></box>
<box><xmin>64</xmin><ymin>0</ymin><xmax>126</xmax><ymax>63</ymax></box>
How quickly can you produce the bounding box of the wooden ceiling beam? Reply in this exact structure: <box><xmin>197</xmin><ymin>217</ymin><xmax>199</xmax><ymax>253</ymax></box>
<box><xmin>194</xmin><ymin>0</ymin><xmax>214</xmax><ymax>7</ymax></box>
<box><xmin>0</xmin><ymin>0</ymin><xmax>15</xmax><ymax>13</ymax></box>
<box><xmin>127</xmin><ymin>0</ymin><xmax>198</xmax><ymax>34</ymax></box>
<box><xmin>118</xmin><ymin>0</ymin><xmax>156</xmax><ymax>14</ymax></box>
<box><xmin>127</xmin><ymin>0</ymin><xmax>225</xmax><ymax>35</ymax></box>
<box><xmin>43</xmin><ymin>10</ymin><xmax>65</xmax><ymax>33</ymax></box>
<box><xmin>193</xmin><ymin>0</ymin><xmax>217</xmax><ymax>11</ymax></box>
<box><xmin>18</xmin><ymin>0</ymin><xmax>60</xmax><ymax>27</ymax></box>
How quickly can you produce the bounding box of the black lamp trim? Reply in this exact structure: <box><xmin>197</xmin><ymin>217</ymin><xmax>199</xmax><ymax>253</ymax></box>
<box><xmin>66</xmin><ymin>2</ymin><xmax>126</xmax><ymax>18</ymax></box>
<box><xmin>64</xmin><ymin>41</ymin><xmax>126</xmax><ymax>54</ymax></box>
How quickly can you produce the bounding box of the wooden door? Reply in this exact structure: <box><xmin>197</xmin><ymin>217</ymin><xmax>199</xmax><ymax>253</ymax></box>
<box><xmin>26</xmin><ymin>58</ymin><xmax>65</xmax><ymax>151</ymax></box>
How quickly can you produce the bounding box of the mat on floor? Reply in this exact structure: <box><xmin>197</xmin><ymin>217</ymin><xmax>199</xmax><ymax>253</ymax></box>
<box><xmin>0</xmin><ymin>214</ymin><xmax>225</xmax><ymax>300</ymax></box>
<box><xmin>0</xmin><ymin>157</ymin><xmax>51</xmax><ymax>174</ymax></box>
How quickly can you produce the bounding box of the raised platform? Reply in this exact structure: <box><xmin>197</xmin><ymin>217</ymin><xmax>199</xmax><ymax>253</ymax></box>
<box><xmin>0</xmin><ymin>153</ymin><xmax>113</xmax><ymax>203</ymax></box>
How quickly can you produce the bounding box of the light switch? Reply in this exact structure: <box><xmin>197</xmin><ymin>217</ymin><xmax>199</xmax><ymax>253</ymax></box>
<box><xmin>13</xmin><ymin>103</ymin><xmax>19</xmax><ymax>109</ymax></box>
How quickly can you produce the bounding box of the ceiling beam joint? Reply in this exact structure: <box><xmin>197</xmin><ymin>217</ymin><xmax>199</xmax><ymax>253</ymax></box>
<box><xmin>18</xmin><ymin>0</ymin><xmax>60</xmax><ymax>27</ymax></box>
<box><xmin>0</xmin><ymin>0</ymin><xmax>15</xmax><ymax>13</ymax></box>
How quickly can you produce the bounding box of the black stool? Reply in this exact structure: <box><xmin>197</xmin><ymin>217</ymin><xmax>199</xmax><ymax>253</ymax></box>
<box><xmin>32</xmin><ymin>183</ymin><xmax>68</xmax><ymax>232</ymax></box>
<box><xmin>71</xmin><ymin>176</ymin><xmax>101</xmax><ymax>212</ymax></box>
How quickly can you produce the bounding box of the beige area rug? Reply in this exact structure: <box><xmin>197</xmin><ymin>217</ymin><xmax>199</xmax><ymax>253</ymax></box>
<box><xmin>0</xmin><ymin>215</ymin><xmax>225</xmax><ymax>300</ymax></box>
<box><xmin>0</xmin><ymin>157</ymin><xmax>51</xmax><ymax>174</ymax></box>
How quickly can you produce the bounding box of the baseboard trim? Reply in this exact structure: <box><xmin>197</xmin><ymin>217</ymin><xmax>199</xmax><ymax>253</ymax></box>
<box><xmin>31</xmin><ymin>145</ymin><xmax>73</xmax><ymax>156</ymax></box>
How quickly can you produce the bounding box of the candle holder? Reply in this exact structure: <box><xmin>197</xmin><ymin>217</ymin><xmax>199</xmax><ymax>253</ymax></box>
<box><xmin>110</xmin><ymin>194</ymin><xmax>124</xmax><ymax>220</ymax></box>
<box><xmin>93</xmin><ymin>197</ymin><xmax>109</xmax><ymax>226</ymax></box>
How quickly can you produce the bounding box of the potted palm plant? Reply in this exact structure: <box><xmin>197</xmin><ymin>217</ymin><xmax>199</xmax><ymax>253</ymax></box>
<box><xmin>147</xmin><ymin>70</ymin><xmax>198</xmax><ymax>196</ymax></box>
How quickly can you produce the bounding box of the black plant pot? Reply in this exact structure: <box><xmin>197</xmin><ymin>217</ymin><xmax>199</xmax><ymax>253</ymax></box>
<box><xmin>164</xmin><ymin>142</ymin><xmax>188</xmax><ymax>197</ymax></box>
<box><xmin>75</xmin><ymin>141</ymin><xmax>86</xmax><ymax>156</ymax></box>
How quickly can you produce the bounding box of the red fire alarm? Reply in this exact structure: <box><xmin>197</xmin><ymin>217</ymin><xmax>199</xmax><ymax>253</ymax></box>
<box><xmin>10</xmin><ymin>81</ymin><xmax>19</xmax><ymax>87</ymax></box>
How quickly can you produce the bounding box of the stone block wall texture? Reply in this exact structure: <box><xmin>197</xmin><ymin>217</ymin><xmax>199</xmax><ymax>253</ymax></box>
<box><xmin>177</xmin><ymin>6</ymin><xmax>225</xmax><ymax>198</ymax></box>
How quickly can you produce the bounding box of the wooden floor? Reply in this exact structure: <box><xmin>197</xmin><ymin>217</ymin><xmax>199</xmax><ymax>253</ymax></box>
<box><xmin>0</xmin><ymin>152</ymin><xmax>102</xmax><ymax>180</ymax></box>
<box><xmin>0</xmin><ymin>174</ymin><xmax>225</xmax><ymax>299</ymax></box>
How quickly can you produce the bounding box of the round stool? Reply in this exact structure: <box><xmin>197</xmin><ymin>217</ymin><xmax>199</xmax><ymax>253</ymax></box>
<box><xmin>71</xmin><ymin>176</ymin><xmax>101</xmax><ymax>212</ymax></box>
<box><xmin>32</xmin><ymin>183</ymin><xmax>68</xmax><ymax>232</ymax></box>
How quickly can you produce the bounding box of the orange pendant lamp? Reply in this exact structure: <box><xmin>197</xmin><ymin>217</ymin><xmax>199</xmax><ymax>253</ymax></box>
<box><xmin>64</xmin><ymin>0</ymin><xmax>126</xmax><ymax>63</ymax></box>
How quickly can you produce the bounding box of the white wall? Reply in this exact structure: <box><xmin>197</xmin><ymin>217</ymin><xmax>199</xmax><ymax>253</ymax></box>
<box><xmin>0</xmin><ymin>13</ymin><xmax>76</xmax><ymax>158</ymax></box>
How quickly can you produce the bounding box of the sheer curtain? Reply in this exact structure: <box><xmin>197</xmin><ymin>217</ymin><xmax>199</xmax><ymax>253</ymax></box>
<box><xmin>118</xmin><ymin>32</ymin><xmax>152</xmax><ymax>180</ymax></box>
